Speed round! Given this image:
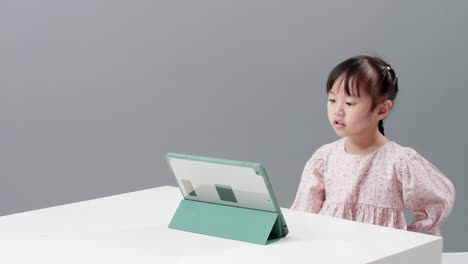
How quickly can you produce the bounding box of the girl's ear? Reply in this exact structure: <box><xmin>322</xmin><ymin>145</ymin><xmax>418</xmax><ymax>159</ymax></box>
<box><xmin>377</xmin><ymin>100</ymin><xmax>393</xmax><ymax>120</ymax></box>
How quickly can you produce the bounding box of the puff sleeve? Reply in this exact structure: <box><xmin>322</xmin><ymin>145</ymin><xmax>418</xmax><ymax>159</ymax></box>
<box><xmin>291</xmin><ymin>145</ymin><xmax>329</xmax><ymax>213</ymax></box>
<box><xmin>398</xmin><ymin>148</ymin><xmax>455</xmax><ymax>236</ymax></box>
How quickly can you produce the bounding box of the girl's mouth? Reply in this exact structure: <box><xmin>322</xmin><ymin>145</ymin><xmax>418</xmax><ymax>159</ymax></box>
<box><xmin>334</xmin><ymin>120</ymin><xmax>345</xmax><ymax>128</ymax></box>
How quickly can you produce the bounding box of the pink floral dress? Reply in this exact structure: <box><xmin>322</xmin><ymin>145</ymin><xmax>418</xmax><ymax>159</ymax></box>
<box><xmin>291</xmin><ymin>138</ymin><xmax>455</xmax><ymax>236</ymax></box>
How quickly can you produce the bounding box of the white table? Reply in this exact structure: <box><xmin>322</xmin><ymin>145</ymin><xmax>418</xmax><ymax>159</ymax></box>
<box><xmin>0</xmin><ymin>186</ymin><xmax>444</xmax><ymax>264</ymax></box>
<box><xmin>443</xmin><ymin>252</ymin><xmax>468</xmax><ymax>264</ymax></box>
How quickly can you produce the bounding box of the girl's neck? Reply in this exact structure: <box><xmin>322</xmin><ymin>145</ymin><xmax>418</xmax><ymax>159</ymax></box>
<box><xmin>344</xmin><ymin>131</ymin><xmax>389</xmax><ymax>155</ymax></box>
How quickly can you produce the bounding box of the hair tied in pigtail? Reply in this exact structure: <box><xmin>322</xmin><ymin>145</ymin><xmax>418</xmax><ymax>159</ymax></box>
<box><xmin>382</xmin><ymin>65</ymin><xmax>396</xmax><ymax>84</ymax></box>
<box><xmin>386</xmin><ymin>65</ymin><xmax>398</xmax><ymax>87</ymax></box>
<box><xmin>383</xmin><ymin>65</ymin><xmax>391</xmax><ymax>76</ymax></box>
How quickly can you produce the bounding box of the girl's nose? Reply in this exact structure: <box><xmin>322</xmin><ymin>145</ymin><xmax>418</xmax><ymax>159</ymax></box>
<box><xmin>335</xmin><ymin>105</ymin><xmax>345</xmax><ymax>117</ymax></box>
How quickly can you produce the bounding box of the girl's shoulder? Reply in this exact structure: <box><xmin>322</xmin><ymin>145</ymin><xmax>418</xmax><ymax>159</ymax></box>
<box><xmin>389</xmin><ymin>142</ymin><xmax>450</xmax><ymax>185</ymax></box>
<box><xmin>311</xmin><ymin>138</ymin><xmax>345</xmax><ymax>160</ymax></box>
<box><xmin>386</xmin><ymin>141</ymin><xmax>435</xmax><ymax>173</ymax></box>
<box><xmin>386</xmin><ymin>141</ymin><xmax>420</xmax><ymax>161</ymax></box>
<box><xmin>309</xmin><ymin>139</ymin><xmax>421</xmax><ymax>162</ymax></box>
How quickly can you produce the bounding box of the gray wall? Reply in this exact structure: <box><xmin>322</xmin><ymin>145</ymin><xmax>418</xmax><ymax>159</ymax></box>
<box><xmin>2</xmin><ymin>0</ymin><xmax>466</xmax><ymax>252</ymax></box>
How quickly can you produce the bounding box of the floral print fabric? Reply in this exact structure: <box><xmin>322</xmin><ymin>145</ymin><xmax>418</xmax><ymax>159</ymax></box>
<box><xmin>291</xmin><ymin>138</ymin><xmax>455</xmax><ymax>236</ymax></box>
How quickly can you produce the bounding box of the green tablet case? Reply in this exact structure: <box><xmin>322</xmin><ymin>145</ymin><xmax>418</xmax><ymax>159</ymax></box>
<box><xmin>166</xmin><ymin>152</ymin><xmax>288</xmax><ymax>245</ymax></box>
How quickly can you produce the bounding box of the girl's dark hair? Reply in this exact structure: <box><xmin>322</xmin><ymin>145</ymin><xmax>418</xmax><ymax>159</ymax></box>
<box><xmin>326</xmin><ymin>55</ymin><xmax>399</xmax><ymax>135</ymax></box>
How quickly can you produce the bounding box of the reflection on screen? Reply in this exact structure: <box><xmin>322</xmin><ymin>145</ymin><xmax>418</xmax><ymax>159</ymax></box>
<box><xmin>215</xmin><ymin>184</ymin><xmax>238</xmax><ymax>203</ymax></box>
<box><xmin>182</xmin><ymin>179</ymin><xmax>197</xmax><ymax>197</ymax></box>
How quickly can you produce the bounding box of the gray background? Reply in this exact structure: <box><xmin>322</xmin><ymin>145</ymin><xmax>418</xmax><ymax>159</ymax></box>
<box><xmin>2</xmin><ymin>0</ymin><xmax>466</xmax><ymax>252</ymax></box>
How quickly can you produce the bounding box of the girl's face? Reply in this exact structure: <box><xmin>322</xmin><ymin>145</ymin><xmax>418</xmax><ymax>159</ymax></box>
<box><xmin>327</xmin><ymin>78</ymin><xmax>382</xmax><ymax>138</ymax></box>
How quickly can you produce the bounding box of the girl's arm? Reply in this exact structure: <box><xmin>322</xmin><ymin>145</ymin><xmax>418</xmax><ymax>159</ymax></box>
<box><xmin>291</xmin><ymin>147</ymin><xmax>328</xmax><ymax>213</ymax></box>
<box><xmin>399</xmin><ymin>149</ymin><xmax>456</xmax><ymax>236</ymax></box>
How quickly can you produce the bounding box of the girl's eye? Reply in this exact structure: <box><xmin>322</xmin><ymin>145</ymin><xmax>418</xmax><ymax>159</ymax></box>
<box><xmin>328</xmin><ymin>99</ymin><xmax>336</xmax><ymax>103</ymax></box>
<box><xmin>346</xmin><ymin>102</ymin><xmax>355</xmax><ymax>106</ymax></box>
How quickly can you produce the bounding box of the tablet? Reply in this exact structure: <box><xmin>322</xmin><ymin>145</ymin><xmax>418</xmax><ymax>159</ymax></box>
<box><xmin>165</xmin><ymin>152</ymin><xmax>289</xmax><ymax>237</ymax></box>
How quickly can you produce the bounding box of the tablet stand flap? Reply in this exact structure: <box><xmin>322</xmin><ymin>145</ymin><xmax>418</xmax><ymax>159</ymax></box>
<box><xmin>169</xmin><ymin>199</ymin><xmax>279</xmax><ymax>245</ymax></box>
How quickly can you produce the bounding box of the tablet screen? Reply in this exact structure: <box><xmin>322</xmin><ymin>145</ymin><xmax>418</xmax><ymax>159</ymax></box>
<box><xmin>167</xmin><ymin>156</ymin><xmax>277</xmax><ymax>212</ymax></box>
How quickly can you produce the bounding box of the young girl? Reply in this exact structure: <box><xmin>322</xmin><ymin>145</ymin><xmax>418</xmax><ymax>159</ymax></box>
<box><xmin>291</xmin><ymin>55</ymin><xmax>455</xmax><ymax>236</ymax></box>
